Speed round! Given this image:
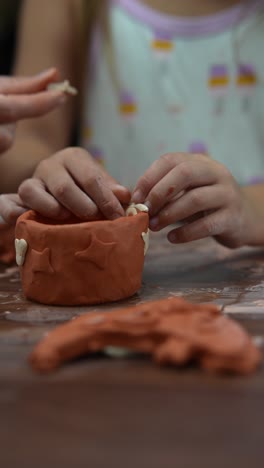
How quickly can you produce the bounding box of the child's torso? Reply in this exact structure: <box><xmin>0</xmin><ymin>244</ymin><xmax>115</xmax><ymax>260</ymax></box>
<box><xmin>82</xmin><ymin>0</ymin><xmax>264</xmax><ymax>189</ymax></box>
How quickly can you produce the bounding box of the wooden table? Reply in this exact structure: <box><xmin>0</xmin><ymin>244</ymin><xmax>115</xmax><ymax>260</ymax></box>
<box><xmin>1</xmin><ymin>231</ymin><xmax>264</xmax><ymax>468</ymax></box>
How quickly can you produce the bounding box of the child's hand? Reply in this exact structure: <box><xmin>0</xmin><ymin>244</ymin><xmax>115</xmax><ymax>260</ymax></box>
<box><xmin>0</xmin><ymin>68</ymin><xmax>67</xmax><ymax>153</ymax></box>
<box><xmin>18</xmin><ymin>147</ymin><xmax>131</xmax><ymax>221</ymax></box>
<box><xmin>132</xmin><ymin>153</ymin><xmax>257</xmax><ymax>248</ymax></box>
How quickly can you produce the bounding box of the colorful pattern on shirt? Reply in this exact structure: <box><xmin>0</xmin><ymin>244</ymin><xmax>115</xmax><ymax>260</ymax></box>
<box><xmin>81</xmin><ymin>0</ymin><xmax>264</xmax><ymax>189</ymax></box>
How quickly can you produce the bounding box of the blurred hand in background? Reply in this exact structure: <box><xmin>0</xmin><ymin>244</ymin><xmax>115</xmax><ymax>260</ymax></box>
<box><xmin>0</xmin><ymin>68</ymin><xmax>67</xmax><ymax>154</ymax></box>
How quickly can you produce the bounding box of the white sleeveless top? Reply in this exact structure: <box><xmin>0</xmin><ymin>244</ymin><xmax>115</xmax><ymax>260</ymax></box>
<box><xmin>81</xmin><ymin>0</ymin><xmax>264</xmax><ymax>190</ymax></box>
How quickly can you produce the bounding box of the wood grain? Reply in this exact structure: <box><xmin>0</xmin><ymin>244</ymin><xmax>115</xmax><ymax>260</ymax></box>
<box><xmin>1</xmin><ymin>231</ymin><xmax>264</xmax><ymax>467</ymax></box>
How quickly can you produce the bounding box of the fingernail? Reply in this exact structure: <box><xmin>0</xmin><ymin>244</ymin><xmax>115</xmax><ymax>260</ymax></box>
<box><xmin>168</xmin><ymin>231</ymin><xmax>177</xmax><ymax>243</ymax></box>
<box><xmin>114</xmin><ymin>184</ymin><xmax>127</xmax><ymax>191</ymax></box>
<box><xmin>131</xmin><ymin>190</ymin><xmax>143</xmax><ymax>204</ymax></box>
<box><xmin>112</xmin><ymin>207</ymin><xmax>125</xmax><ymax>219</ymax></box>
<box><xmin>150</xmin><ymin>217</ymin><xmax>159</xmax><ymax>230</ymax></box>
<box><xmin>112</xmin><ymin>212</ymin><xmax>123</xmax><ymax>220</ymax></box>
<box><xmin>36</xmin><ymin>68</ymin><xmax>55</xmax><ymax>78</ymax></box>
<box><xmin>144</xmin><ymin>200</ymin><xmax>152</xmax><ymax>213</ymax></box>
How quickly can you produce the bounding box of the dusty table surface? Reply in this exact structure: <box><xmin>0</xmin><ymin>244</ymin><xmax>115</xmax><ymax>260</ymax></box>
<box><xmin>1</xmin><ymin>231</ymin><xmax>264</xmax><ymax>468</ymax></box>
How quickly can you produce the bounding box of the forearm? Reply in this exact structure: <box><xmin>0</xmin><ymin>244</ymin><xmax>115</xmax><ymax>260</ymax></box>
<box><xmin>0</xmin><ymin>136</ymin><xmax>55</xmax><ymax>193</ymax></box>
<box><xmin>242</xmin><ymin>184</ymin><xmax>264</xmax><ymax>246</ymax></box>
<box><xmin>0</xmin><ymin>0</ymin><xmax>80</xmax><ymax>193</ymax></box>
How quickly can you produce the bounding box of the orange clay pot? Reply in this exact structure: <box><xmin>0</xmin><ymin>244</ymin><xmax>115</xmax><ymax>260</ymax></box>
<box><xmin>15</xmin><ymin>210</ymin><xmax>149</xmax><ymax>306</ymax></box>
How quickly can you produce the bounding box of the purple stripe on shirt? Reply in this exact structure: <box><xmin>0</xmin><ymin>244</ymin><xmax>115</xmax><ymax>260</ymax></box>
<box><xmin>210</xmin><ymin>65</ymin><xmax>229</xmax><ymax>78</ymax></box>
<box><xmin>112</xmin><ymin>0</ymin><xmax>264</xmax><ymax>37</ymax></box>
<box><xmin>153</xmin><ymin>31</ymin><xmax>173</xmax><ymax>41</ymax></box>
<box><xmin>238</xmin><ymin>64</ymin><xmax>256</xmax><ymax>75</ymax></box>
<box><xmin>188</xmin><ymin>142</ymin><xmax>208</xmax><ymax>154</ymax></box>
<box><xmin>120</xmin><ymin>91</ymin><xmax>136</xmax><ymax>103</ymax></box>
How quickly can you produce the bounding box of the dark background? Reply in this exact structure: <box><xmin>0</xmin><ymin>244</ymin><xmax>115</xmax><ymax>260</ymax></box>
<box><xmin>0</xmin><ymin>0</ymin><xmax>22</xmax><ymax>75</ymax></box>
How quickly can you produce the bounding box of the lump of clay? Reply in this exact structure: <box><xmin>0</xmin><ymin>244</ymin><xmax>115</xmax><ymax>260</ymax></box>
<box><xmin>0</xmin><ymin>222</ymin><xmax>15</xmax><ymax>264</ymax></box>
<box><xmin>47</xmin><ymin>80</ymin><xmax>78</xmax><ymax>96</ymax></box>
<box><xmin>15</xmin><ymin>210</ymin><xmax>149</xmax><ymax>306</ymax></box>
<box><xmin>30</xmin><ymin>297</ymin><xmax>262</xmax><ymax>375</ymax></box>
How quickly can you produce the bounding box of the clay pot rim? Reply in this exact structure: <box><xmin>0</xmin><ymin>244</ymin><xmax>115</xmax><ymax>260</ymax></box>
<box><xmin>17</xmin><ymin>210</ymin><xmax>147</xmax><ymax>232</ymax></box>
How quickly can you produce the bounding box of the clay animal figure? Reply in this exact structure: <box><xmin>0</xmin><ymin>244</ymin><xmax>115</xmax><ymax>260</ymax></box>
<box><xmin>30</xmin><ymin>297</ymin><xmax>262</xmax><ymax>375</ymax></box>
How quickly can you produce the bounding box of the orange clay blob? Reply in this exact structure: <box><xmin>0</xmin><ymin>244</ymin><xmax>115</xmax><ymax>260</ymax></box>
<box><xmin>30</xmin><ymin>297</ymin><xmax>262</xmax><ymax>376</ymax></box>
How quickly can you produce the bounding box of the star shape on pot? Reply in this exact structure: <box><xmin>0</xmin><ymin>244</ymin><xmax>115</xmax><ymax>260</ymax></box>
<box><xmin>75</xmin><ymin>234</ymin><xmax>117</xmax><ymax>270</ymax></box>
<box><xmin>31</xmin><ymin>248</ymin><xmax>54</xmax><ymax>274</ymax></box>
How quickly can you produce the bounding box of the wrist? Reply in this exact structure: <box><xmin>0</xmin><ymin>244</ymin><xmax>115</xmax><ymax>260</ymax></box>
<box><xmin>241</xmin><ymin>186</ymin><xmax>264</xmax><ymax>247</ymax></box>
<box><xmin>0</xmin><ymin>138</ymin><xmax>55</xmax><ymax>193</ymax></box>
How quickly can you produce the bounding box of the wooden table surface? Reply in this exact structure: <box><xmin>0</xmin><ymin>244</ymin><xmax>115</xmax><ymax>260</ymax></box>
<box><xmin>1</xmin><ymin>231</ymin><xmax>264</xmax><ymax>468</ymax></box>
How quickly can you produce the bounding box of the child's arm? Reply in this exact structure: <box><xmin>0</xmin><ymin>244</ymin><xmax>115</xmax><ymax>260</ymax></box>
<box><xmin>0</xmin><ymin>69</ymin><xmax>67</xmax><ymax>154</ymax></box>
<box><xmin>240</xmin><ymin>184</ymin><xmax>264</xmax><ymax>245</ymax></box>
<box><xmin>131</xmin><ymin>152</ymin><xmax>264</xmax><ymax>248</ymax></box>
<box><xmin>0</xmin><ymin>0</ymin><xmax>81</xmax><ymax>193</ymax></box>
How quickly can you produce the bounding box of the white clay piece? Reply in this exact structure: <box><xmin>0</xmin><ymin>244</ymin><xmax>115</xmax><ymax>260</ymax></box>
<box><xmin>125</xmin><ymin>204</ymin><xmax>150</xmax><ymax>255</ymax></box>
<box><xmin>141</xmin><ymin>229</ymin><xmax>150</xmax><ymax>256</ymax></box>
<box><xmin>47</xmin><ymin>80</ymin><xmax>78</xmax><ymax>96</ymax></box>
<box><xmin>15</xmin><ymin>238</ymin><xmax>28</xmax><ymax>266</ymax></box>
<box><xmin>126</xmin><ymin>206</ymin><xmax>138</xmax><ymax>217</ymax></box>
<box><xmin>126</xmin><ymin>203</ymin><xmax>149</xmax><ymax>217</ymax></box>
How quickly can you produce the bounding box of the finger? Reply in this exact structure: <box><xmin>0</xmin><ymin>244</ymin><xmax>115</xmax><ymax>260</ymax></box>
<box><xmin>18</xmin><ymin>179</ymin><xmax>71</xmax><ymax>220</ymax></box>
<box><xmin>0</xmin><ymin>68</ymin><xmax>59</xmax><ymax>95</ymax></box>
<box><xmin>111</xmin><ymin>184</ymin><xmax>131</xmax><ymax>205</ymax></box>
<box><xmin>131</xmin><ymin>153</ymin><xmax>187</xmax><ymax>204</ymax></box>
<box><xmin>167</xmin><ymin>209</ymin><xmax>229</xmax><ymax>244</ymax></box>
<box><xmin>145</xmin><ymin>159</ymin><xmax>218</xmax><ymax>216</ymax></box>
<box><xmin>39</xmin><ymin>165</ymin><xmax>100</xmax><ymax>220</ymax></box>
<box><xmin>92</xmin><ymin>168</ymin><xmax>131</xmax><ymax>205</ymax></box>
<box><xmin>0</xmin><ymin>125</ymin><xmax>15</xmax><ymax>153</ymax></box>
<box><xmin>0</xmin><ymin>91</ymin><xmax>67</xmax><ymax>124</ymax></box>
<box><xmin>0</xmin><ymin>194</ymin><xmax>27</xmax><ymax>225</ymax></box>
<box><xmin>92</xmin><ymin>166</ymin><xmax>131</xmax><ymax>205</ymax></box>
<box><xmin>149</xmin><ymin>185</ymin><xmax>225</xmax><ymax>231</ymax></box>
<box><xmin>65</xmin><ymin>157</ymin><xmax>125</xmax><ymax>220</ymax></box>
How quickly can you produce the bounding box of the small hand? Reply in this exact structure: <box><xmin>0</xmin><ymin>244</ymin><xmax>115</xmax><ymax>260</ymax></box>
<box><xmin>132</xmin><ymin>152</ymin><xmax>255</xmax><ymax>248</ymax></box>
<box><xmin>0</xmin><ymin>68</ymin><xmax>68</xmax><ymax>153</ymax></box>
<box><xmin>18</xmin><ymin>147</ymin><xmax>131</xmax><ymax>221</ymax></box>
